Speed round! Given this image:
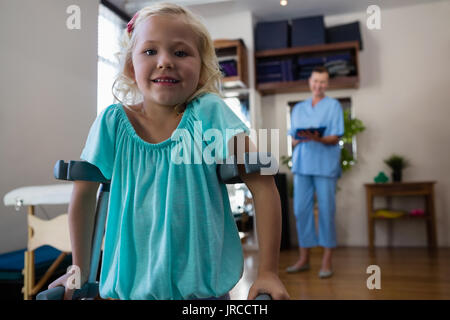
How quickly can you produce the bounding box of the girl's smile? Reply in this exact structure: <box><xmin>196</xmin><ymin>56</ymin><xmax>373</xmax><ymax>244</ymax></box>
<box><xmin>151</xmin><ymin>76</ymin><xmax>180</xmax><ymax>85</ymax></box>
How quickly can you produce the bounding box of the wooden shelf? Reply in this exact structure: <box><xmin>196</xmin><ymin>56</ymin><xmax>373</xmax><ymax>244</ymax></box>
<box><xmin>255</xmin><ymin>41</ymin><xmax>359</xmax><ymax>58</ymax></box>
<box><xmin>257</xmin><ymin>76</ymin><xmax>359</xmax><ymax>95</ymax></box>
<box><xmin>255</xmin><ymin>41</ymin><xmax>360</xmax><ymax>95</ymax></box>
<box><xmin>370</xmin><ymin>214</ymin><xmax>430</xmax><ymax>220</ymax></box>
<box><xmin>214</xmin><ymin>39</ymin><xmax>248</xmax><ymax>89</ymax></box>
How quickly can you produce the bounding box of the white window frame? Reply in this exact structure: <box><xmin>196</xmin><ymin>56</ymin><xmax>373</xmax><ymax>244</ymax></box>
<box><xmin>97</xmin><ymin>4</ymin><xmax>126</xmax><ymax>114</ymax></box>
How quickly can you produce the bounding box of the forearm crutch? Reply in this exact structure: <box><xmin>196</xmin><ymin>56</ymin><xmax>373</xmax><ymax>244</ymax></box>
<box><xmin>36</xmin><ymin>161</ymin><xmax>110</xmax><ymax>300</ymax></box>
<box><xmin>37</xmin><ymin>153</ymin><xmax>276</xmax><ymax>300</ymax></box>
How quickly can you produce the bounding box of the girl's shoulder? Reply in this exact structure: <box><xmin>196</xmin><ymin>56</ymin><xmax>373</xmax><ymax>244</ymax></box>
<box><xmin>96</xmin><ymin>103</ymin><xmax>126</xmax><ymax>124</ymax></box>
<box><xmin>188</xmin><ymin>92</ymin><xmax>248</xmax><ymax>132</ymax></box>
<box><xmin>99</xmin><ymin>103</ymin><xmax>122</xmax><ymax>117</ymax></box>
<box><xmin>189</xmin><ymin>92</ymin><xmax>228</xmax><ymax>119</ymax></box>
<box><xmin>189</xmin><ymin>92</ymin><xmax>223</xmax><ymax>108</ymax></box>
<box><xmin>90</xmin><ymin>103</ymin><xmax>125</xmax><ymax>135</ymax></box>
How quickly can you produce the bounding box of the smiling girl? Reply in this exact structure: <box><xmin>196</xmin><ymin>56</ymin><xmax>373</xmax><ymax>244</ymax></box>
<box><xmin>49</xmin><ymin>3</ymin><xmax>289</xmax><ymax>300</ymax></box>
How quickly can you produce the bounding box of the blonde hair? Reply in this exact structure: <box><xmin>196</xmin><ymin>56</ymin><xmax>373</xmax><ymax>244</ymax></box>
<box><xmin>112</xmin><ymin>2</ymin><xmax>223</xmax><ymax>113</ymax></box>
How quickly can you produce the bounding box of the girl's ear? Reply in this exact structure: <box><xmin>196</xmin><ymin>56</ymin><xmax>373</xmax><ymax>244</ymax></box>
<box><xmin>198</xmin><ymin>70</ymin><xmax>206</xmax><ymax>86</ymax></box>
<box><xmin>124</xmin><ymin>58</ymin><xmax>136</xmax><ymax>81</ymax></box>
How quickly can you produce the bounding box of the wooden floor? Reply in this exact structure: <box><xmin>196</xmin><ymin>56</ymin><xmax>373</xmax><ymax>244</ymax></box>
<box><xmin>230</xmin><ymin>235</ymin><xmax>450</xmax><ymax>300</ymax></box>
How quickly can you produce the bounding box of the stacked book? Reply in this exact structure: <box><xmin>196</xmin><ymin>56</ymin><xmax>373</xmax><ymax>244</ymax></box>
<box><xmin>257</xmin><ymin>59</ymin><xmax>294</xmax><ymax>84</ymax></box>
<box><xmin>296</xmin><ymin>52</ymin><xmax>355</xmax><ymax>79</ymax></box>
<box><xmin>324</xmin><ymin>52</ymin><xmax>355</xmax><ymax>77</ymax></box>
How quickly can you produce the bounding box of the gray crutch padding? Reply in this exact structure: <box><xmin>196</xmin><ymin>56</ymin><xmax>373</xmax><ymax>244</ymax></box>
<box><xmin>218</xmin><ymin>152</ymin><xmax>278</xmax><ymax>184</ymax></box>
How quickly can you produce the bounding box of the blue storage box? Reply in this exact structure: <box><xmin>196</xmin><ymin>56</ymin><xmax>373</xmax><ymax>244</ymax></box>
<box><xmin>326</xmin><ymin>21</ymin><xmax>363</xmax><ymax>50</ymax></box>
<box><xmin>255</xmin><ymin>20</ymin><xmax>290</xmax><ymax>51</ymax></box>
<box><xmin>291</xmin><ymin>15</ymin><xmax>326</xmax><ymax>47</ymax></box>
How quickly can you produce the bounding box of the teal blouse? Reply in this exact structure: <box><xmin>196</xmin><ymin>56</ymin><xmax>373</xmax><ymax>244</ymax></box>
<box><xmin>80</xmin><ymin>93</ymin><xmax>249</xmax><ymax>300</ymax></box>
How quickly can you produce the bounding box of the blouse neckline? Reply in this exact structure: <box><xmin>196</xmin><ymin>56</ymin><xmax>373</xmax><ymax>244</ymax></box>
<box><xmin>116</xmin><ymin>103</ymin><xmax>192</xmax><ymax>150</ymax></box>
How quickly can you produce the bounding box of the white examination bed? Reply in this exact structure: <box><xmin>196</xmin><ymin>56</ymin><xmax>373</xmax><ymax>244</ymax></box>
<box><xmin>3</xmin><ymin>183</ymin><xmax>73</xmax><ymax>299</ymax></box>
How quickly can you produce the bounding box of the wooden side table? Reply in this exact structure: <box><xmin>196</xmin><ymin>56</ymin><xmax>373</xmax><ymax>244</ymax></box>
<box><xmin>364</xmin><ymin>182</ymin><xmax>437</xmax><ymax>250</ymax></box>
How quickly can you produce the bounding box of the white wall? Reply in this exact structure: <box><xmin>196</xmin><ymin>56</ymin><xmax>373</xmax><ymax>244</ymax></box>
<box><xmin>0</xmin><ymin>0</ymin><xmax>99</xmax><ymax>253</ymax></box>
<box><xmin>263</xmin><ymin>2</ymin><xmax>450</xmax><ymax>247</ymax></box>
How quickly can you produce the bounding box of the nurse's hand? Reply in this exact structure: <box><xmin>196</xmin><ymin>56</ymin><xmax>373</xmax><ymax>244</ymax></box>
<box><xmin>293</xmin><ymin>130</ymin><xmax>321</xmax><ymax>145</ymax></box>
<box><xmin>299</xmin><ymin>130</ymin><xmax>321</xmax><ymax>142</ymax></box>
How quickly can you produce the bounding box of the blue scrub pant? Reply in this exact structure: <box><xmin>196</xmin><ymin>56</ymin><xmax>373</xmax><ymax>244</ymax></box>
<box><xmin>293</xmin><ymin>174</ymin><xmax>337</xmax><ymax>248</ymax></box>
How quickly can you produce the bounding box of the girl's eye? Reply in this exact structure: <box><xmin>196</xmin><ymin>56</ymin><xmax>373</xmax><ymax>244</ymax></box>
<box><xmin>175</xmin><ymin>51</ymin><xmax>187</xmax><ymax>57</ymax></box>
<box><xmin>145</xmin><ymin>49</ymin><xmax>157</xmax><ymax>56</ymax></box>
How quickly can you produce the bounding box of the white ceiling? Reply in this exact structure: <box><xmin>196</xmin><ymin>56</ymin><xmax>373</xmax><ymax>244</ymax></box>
<box><xmin>108</xmin><ymin>0</ymin><xmax>448</xmax><ymax>21</ymax></box>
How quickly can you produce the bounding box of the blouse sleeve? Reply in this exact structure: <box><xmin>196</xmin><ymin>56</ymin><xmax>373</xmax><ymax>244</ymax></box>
<box><xmin>80</xmin><ymin>105</ymin><xmax>118</xmax><ymax>180</ymax></box>
<box><xmin>191</xmin><ymin>93</ymin><xmax>250</xmax><ymax>160</ymax></box>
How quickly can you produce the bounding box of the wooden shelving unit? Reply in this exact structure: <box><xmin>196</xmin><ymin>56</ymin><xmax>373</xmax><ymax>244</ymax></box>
<box><xmin>214</xmin><ymin>39</ymin><xmax>248</xmax><ymax>89</ymax></box>
<box><xmin>255</xmin><ymin>41</ymin><xmax>360</xmax><ymax>95</ymax></box>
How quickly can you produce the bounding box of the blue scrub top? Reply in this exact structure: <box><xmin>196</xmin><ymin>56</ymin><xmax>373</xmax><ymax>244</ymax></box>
<box><xmin>288</xmin><ymin>96</ymin><xmax>344</xmax><ymax>178</ymax></box>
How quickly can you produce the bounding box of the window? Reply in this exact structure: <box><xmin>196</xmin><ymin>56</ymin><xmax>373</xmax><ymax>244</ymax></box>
<box><xmin>97</xmin><ymin>5</ymin><xmax>125</xmax><ymax>114</ymax></box>
<box><xmin>224</xmin><ymin>92</ymin><xmax>253</xmax><ymax>231</ymax></box>
<box><xmin>224</xmin><ymin>95</ymin><xmax>251</xmax><ymax>128</ymax></box>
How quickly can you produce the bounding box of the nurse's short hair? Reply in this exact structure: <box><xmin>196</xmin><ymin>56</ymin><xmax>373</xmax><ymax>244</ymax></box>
<box><xmin>311</xmin><ymin>66</ymin><xmax>329</xmax><ymax>77</ymax></box>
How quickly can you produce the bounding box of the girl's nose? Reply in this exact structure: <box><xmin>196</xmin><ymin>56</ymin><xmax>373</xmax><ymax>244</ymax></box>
<box><xmin>157</xmin><ymin>52</ymin><xmax>174</xmax><ymax>69</ymax></box>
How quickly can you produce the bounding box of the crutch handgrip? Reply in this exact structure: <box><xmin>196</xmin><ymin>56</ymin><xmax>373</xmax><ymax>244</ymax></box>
<box><xmin>254</xmin><ymin>293</ymin><xmax>272</xmax><ymax>300</ymax></box>
<box><xmin>36</xmin><ymin>286</ymin><xmax>65</xmax><ymax>300</ymax></box>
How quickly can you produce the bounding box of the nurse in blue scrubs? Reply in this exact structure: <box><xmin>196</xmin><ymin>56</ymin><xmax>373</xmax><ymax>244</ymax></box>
<box><xmin>286</xmin><ymin>66</ymin><xmax>344</xmax><ymax>279</ymax></box>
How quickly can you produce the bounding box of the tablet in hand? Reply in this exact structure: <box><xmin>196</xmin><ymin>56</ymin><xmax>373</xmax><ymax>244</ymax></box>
<box><xmin>295</xmin><ymin>127</ymin><xmax>326</xmax><ymax>140</ymax></box>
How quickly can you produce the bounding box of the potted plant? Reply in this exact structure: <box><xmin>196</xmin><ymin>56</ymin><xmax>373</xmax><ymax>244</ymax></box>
<box><xmin>340</xmin><ymin>110</ymin><xmax>365</xmax><ymax>172</ymax></box>
<box><xmin>383</xmin><ymin>154</ymin><xmax>410</xmax><ymax>182</ymax></box>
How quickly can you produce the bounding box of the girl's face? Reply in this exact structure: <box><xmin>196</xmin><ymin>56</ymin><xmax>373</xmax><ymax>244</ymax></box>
<box><xmin>129</xmin><ymin>15</ymin><xmax>202</xmax><ymax>108</ymax></box>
